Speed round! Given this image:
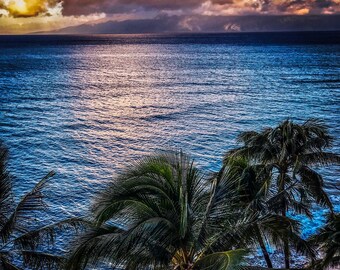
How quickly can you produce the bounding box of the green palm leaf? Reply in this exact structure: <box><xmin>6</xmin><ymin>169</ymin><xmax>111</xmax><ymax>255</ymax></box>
<box><xmin>0</xmin><ymin>144</ymin><xmax>12</xmax><ymax>225</ymax></box>
<box><xmin>68</xmin><ymin>151</ymin><xmax>247</xmax><ymax>269</ymax></box>
<box><xmin>194</xmin><ymin>249</ymin><xmax>247</xmax><ymax>270</ymax></box>
<box><xmin>14</xmin><ymin>217</ymin><xmax>87</xmax><ymax>250</ymax></box>
<box><xmin>0</xmin><ymin>171</ymin><xmax>55</xmax><ymax>242</ymax></box>
<box><xmin>224</xmin><ymin>118</ymin><xmax>337</xmax><ymax>268</ymax></box>
<box><xmin>309</xmin><ymin>213</ymin><xmax>340</xmax><ymax>269</ymax></box>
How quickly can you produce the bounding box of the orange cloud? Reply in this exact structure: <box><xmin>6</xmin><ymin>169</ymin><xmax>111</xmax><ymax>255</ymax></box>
<box><xmin>0</xmin><ymin>0</ymin><xmax>61</xmax><ymax>17</ymax></box>
<box><xmin>0</xmin><ymin>0</ymin><xmax>107</xmax><ymax>34</ymax></box>
<box><xmin>294</xmin><ymin>8</ymin><xmax>310</xmax><ymax>15</ymax></box>
<box><xmin>195</xmin><ymin>0</ymin><xmax>339</xmax><ymax>16</ymax></box>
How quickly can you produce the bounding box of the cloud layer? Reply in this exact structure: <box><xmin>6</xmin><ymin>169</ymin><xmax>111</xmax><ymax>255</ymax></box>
<box><xmin>1</xmin><ymin>0</ymin><xmax>338</xmax><ymax>18</ymax></box>
<box><xmin>61</xmin><ymin>0</ymin><xmax>339</xmax><ymax>16</ymax></box>
<box><xmin>0</xmin><ymin>0</ymin><xmax>339</xmax><ymax>34</ymax></box>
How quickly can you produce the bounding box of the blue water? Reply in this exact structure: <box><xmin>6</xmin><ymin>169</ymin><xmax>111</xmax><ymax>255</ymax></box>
<box><xmin>0</xmin><ymin>33</ymin><xmax>339</xmax><ymax>246</ymax></box>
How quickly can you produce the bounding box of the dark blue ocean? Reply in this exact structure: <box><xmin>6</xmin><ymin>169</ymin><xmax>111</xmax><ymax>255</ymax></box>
<box><xmin>0</xmin><ymin>33</ymin><xmax>339</xmax><ymax>257</ymax></box>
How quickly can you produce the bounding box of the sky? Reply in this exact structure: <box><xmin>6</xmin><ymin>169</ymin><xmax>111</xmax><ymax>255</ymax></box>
<box><xmin>0</xmin><ymin>0</ymin><xmax>339</xmax><ymax>34</ymax></box>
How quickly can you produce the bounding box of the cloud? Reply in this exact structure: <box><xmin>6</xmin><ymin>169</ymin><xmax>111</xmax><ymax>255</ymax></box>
<box><xmin>0</xmin><ymin>11</ymin><xmax>105</xmax><ymax>33</ymax></box>
<box><xmin>195</xmin><ymin>0</ymin><xmax>340</xmax><ymax>16</ymax></box>
<box><xmin>61</xmin><ymin>0</ymin><xmax>201</xmax><ymax>16</ymax></box>
<box><xmin>0</xmin><ymin>0</ymin><xmax>339</xmax><ymax>34</ymax></box>
<box><xmin>60</xmin><ymin>0</ymin><xmax>340</xmax><ymax>16</ymax></box>
<box><xmin>0</xmin><ymin>0</ymin><xmax>106</xmax><ymax>34</ymax></box>
<box><xmin>1</xmin><ymin>0</ymin><xmax>339</xmax><ymax>18</ymax></box>
<box><xmin>0</xmin><ymin>0</ymin><xmax>107</xmax><ymax>33</ymax></box>
<box><xmin>0</xmin><ymin>0</ymin><xmax>62</xmax><ymax>17</ymax></box>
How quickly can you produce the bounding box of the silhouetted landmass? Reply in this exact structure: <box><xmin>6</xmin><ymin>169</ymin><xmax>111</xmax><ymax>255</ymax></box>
<box><xmin>49</xmin><ymin>15</ymin><xmax>340</xmax><ymax>34</ymax></box>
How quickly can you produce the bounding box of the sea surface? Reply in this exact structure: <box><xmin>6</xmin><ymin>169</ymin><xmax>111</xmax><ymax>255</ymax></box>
<box><xmin>0</xmin><ymin>32</ymin><xmax>339</xmax><ymax>260</ymax></box>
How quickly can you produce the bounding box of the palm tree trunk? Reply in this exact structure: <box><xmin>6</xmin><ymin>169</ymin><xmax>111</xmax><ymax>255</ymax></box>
<box><xmin>283</xmin><ymin>239</ymin><xmax>290</xmax><ymax>269</ymax></box>
<box><xmin>255</xmin><ymin>224</ymin><xmax>273</xmax><ymax>268</ymax></box>
<box><xmin>279</xmin><ymin>169</ymin><xmax>290</xmax><ymax>269</ymax></box>
<box><xmin>282</xmin><ymin>207</ymin><xmax>290</xmax><ymax>269</ymax></box>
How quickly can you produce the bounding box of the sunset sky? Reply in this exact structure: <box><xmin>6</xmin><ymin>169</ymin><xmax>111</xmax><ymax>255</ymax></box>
<box><xmin>0</xmin><ymin>0</ymin><xmax>339</xmax><ymax>34</ymax></box>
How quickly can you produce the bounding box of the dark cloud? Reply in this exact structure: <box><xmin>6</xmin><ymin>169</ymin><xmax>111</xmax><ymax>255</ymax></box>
<box><xmin>211</xmin><ymin>0</ymin><xmax>234</xmax><ymax>5</ymax></box>
<box><xmin>62</xmin><ymin>0</ymin><xmax>202</xmax><ymax>16</ymax></box>
<box><xmin>61</xmin><ymin>0</ymin><xmax>339</xmax><ymax>16</ymax></box>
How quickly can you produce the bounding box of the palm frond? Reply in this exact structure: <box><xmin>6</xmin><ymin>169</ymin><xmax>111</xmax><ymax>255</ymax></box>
<box><xmin>194</xmin><ymin>249</ymin><xmax>247</xmax><ymax>270</ymax></box>
<box><xmin>0</xmin><ymin>143</ymin><xmax>13</xmax><ymax>225</ymax></box>
<box><xmin>69</xmin><ymin>151</ymin><xmax>248</xmax><ymax>269</ymax></box>
<box><xmin>302</xmin><ymin>118</ymin><xmax>333</xmax><ymax>148</ymax></box>
<box><xmin>67</xmin><ymin>225</ymin><xmax>124</xmax><ymax>270</ymax></box>
<box><xmin>298</xmin><ymin>166</ymin><xmax>333</xmax><ymax>210</ymax></box>
<box><xmin>309</xmin><ymin>213</ymin><xmax>340</xmax><ymax>269</ymax></box>
<box><xmin>21</xmin><ymin>251</ymin><xmax>64</xmax><ymax>270</ymax></box>
<box><xmin>15</xmin><ymin>217</ymin><xmax>89</xmax><ymax>250</ymax></box>
<box><xmin>68</xmin><ymin>223</ymin><xmax>171</xmax><ymax>270</ymax></box>
<box><xmin>0</xmin><ymin>256</ymin><xmax>22</xmax><ymax>270</ymax></box>
<box><xmin>0</xmin><ymin>171</ymin><xmax>55</xmax><ymax>242</ymax></box>
<box><xmin>300</xmin><ymin>152</ymin><xmax>340</xmax><ymax>166</ymax></box>
<box><xmin>236</xmin><ymin>131</ymin><xmax>260</xmax><ymax>144</ymax></box>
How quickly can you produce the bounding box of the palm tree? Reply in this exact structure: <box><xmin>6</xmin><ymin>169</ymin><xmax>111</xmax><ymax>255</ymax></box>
<box><xmin>221</xmin><ymin>157</ymin><xmax>315</xmax><ymax>268</ymax></box>
<box><xmin>0</xmin><ymin>141</ymin><xmax>82</xmax><ymax>269</ymax></box>
<box><xmin>226</xmin><ymin>119</ymin><xmax>339</xmax><ymax>269</ymax></box>
<box><xmin>67</xmin><ymin>151</ymin><xmax>248</xmax><ymax>270</ymax></box>
<box><xmin>309</xmin><ymin>213</ymin><xmax>340</xmax><ymax>269</ymax></box>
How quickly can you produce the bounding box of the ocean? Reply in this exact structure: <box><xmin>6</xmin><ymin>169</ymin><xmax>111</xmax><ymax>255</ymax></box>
<box><xmin>0</xmin><ymin>32</ymin><xmax>339</xmax><ymax>252</ymax></box>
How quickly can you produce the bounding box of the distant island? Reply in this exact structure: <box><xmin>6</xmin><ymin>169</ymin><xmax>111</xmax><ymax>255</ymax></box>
<box><xmin>44</xmin><ymin>15</ymin><xmax>340</xmax><ymax>35</ymax></box>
